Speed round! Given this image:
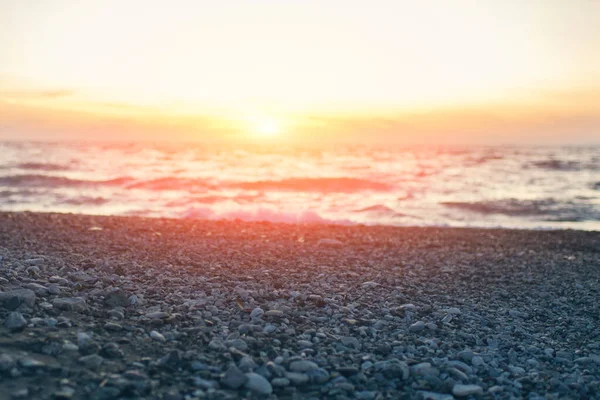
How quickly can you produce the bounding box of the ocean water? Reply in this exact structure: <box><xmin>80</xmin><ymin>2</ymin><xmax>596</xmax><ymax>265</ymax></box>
<box><xmin>0</xmin><ymin>141</ymin><xmax>599</xmax><ymax>230</ymax></box>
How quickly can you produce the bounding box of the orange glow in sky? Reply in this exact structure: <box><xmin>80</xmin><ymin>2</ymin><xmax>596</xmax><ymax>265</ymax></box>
<box><xmin>0</xmin><ymin>0</ymin><xmax>599</xmax><ymax>143</ymax></box>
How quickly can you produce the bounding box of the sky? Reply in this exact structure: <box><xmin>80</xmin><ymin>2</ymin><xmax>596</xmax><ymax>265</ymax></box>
<box><xmin>0</xmin><ymin>0</ymin><xmax>599</xmax><ymax>144</ymax></box>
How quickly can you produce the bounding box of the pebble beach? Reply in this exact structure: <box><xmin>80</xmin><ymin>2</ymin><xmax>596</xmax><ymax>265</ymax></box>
<box><xmin>0</xmin><ymin>211</ymin><xmax>599</xmax><ymax>399</ymax></box>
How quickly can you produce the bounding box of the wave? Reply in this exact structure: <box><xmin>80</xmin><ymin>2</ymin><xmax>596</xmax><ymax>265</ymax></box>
<box><xmin>126</xmin><ymin>177</ymin><xmax>214</xmax><ymax>191</ymax></box>
<box><xmin>17</xmin><ymin>162</ymin><xmax>73</xmax><ymax>171</ymax></box>
<box><xmin>442</xmin><ymin>199</ymin><xmax>600</xmax><ymax>221</ymax></box>
<box><xmin>59</xmin><ymin>196</ymin><xmax>110</xmax><ymax>206</ymax></box>
<box><xmin>0</xmin><ymin>174</ymin><xmax>391</xmax><ymax>194</ymax></box>
<box><xmin>0</xmin><ymin>174</ymin><xmax>133</xmax><ymax>188</ymax></box>
<box><xmin>230</xmin><ymin>177</ymin><xmax>392</xmax><ymax>192</ymax></box>
<box><xmin>530</xmin><ymin>159</ymin><xmax>599</xmax><ymax>171</ymax></box>
<box><xmin>354</xmin><ymin>204</ymin><xmax>395</xmax><ymax>213</ymax></box>
<box><xmin>181</xmin><ymin>207</ymin><xmax>352</xmax><ymax>224</ymax></box>
<box><xmin>165</xmin><ymin>194</ymin><xmax>262</xmax><ymax>206</ymax></box>
<box><xmin>353</xmin><ymin>204</ymin><xmax>409</xmax><ymax>218</ymax></box>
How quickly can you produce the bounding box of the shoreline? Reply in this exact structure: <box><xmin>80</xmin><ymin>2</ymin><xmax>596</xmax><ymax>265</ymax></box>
<box><xmin>1</xmin><ymin>210</ymin><xmax>599</xmax><ymax>233</ymax></box>
<box><xmin>1</xmin><ymin>211</ymin><xmax>599</xmax><ymax>399</ymax></box>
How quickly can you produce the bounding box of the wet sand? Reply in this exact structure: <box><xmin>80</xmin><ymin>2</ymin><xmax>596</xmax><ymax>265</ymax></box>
<box><xmin>0</xmin><ymin>212</ymin><xmax>599</xmax><ymax>399</ymax></box>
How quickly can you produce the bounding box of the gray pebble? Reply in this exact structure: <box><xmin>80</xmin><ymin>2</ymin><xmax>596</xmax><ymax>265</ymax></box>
<box><xmin>271</xmin><ymin>377</ymin><xmax>290</xmax><ymax>387</ymax></box>
<box><xmin>285</xmin><ymin>372</ymin><xmax>310</xmax><ymax>385</ymax></box>
<box><xmin>409</xmin><ymin>321</ymin><xmax>426</xmax><ymax>332</ymax></box>
<box><xmin>245</xmin><ymin>372</ymin><xmax>272</xmax><ymax>395</ymax></box>
<box><xmin>221</xmin><ymin>365</ymin><xmax>247</xmax><ymax>389</ymax></box>
<box><xmin>250</xmin><ymin>307</ymin><xmax>264</xmax><ymax>319</ymax></box>
<box><xmin>52</xmin><ymin>297</ymin><xmax>87</xmax><ymax>312</ymax></box>
<box><xmin>289</xmin><ymin>360</ymin><xmax>319</xmax><ymax>372</ymax></box>
<box><xmin>0</xmin><ymin>289</ymin><xmax>36</xmax><ymax>310</ymax></box>
<box><xmin>452</xmin><ymin>384</ymin><xmax>483</xmax><ymax>397</ymax></box>
<box><xmin>104</xmin><ymin>288</ymin><xmax>129</xmax><ymax>307</ymax></box>
<box><xmin>150</xmin><ymin>330</ymin><xmax>166</xmax><ymax>343</ymax></box>
<box><xmin>79</xmin><ymin>354</ymin><xmax>104</xmax><ymax>370</ymax></box>
<box><xmin>5</xmin><ymin>311</ymin><xmax>27</xmax><ymax>331</ymax></box>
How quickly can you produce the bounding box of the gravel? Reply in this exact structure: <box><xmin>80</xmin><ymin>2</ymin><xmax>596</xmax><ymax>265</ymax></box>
<box><xmin>0</xmin><ymin>211</ymin><xmax>599</xmax><ymax>399</ymax></box>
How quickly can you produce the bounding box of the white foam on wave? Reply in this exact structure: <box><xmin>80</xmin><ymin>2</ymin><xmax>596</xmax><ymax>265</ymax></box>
<box><xmin>181</xmin><ymin>207</ymin><xmax>353</xmax><ymax>225</ymax></box>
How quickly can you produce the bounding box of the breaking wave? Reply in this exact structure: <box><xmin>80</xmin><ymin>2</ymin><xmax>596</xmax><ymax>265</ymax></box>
<box><xmin>181</xmin><ymin>207</ymin><xmax>352</xmax><ymax>224</ymax></box>
<box><xmin>230</xmin><ymin>177</ymin><xmax>392</xmax><ymax>192</ymax></box>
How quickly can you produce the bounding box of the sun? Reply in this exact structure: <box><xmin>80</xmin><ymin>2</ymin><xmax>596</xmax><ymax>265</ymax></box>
<box><xmin>252</xmin><ymin>117</ymin><xmax>282</xmax><ymax>138</ymax></box>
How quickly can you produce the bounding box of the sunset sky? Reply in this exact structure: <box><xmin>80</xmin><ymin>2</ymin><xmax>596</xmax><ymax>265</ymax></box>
<box><xmin>1</xmin><ymin>0</ymin><xmax>599</xmax><ymax>144</ymax></box>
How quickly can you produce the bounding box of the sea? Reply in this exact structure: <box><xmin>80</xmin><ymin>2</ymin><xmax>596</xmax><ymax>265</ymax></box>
<box><xmin>0</xmin><ymin>141</ymin><xmax>599</xmax><ymax>230</ymax></box>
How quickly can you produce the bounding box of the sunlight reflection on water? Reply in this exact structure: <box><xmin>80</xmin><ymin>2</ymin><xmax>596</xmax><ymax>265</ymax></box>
<box><xmin>0</xmin><ymin>141</ymin><xmax>598</xmax><ymax>230</ymax></box>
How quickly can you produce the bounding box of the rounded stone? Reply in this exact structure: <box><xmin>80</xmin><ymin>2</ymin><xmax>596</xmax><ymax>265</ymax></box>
<box><xmin>245</xmin><ymin>372</ymin><xmax>272</xmax><ymax>395</ymax></box>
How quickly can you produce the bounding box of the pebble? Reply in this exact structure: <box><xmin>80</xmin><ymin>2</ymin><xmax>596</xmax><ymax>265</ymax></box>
<box><xmin>150</xmin><ymin>330</ymin><xmax>166</xmax><ymax>343</ymax></box>
<box><xmin>452</xmin><ymin>384</ymin><xmax>483</xmax><ymax>397</ymax></box>
<box><xmin>285</xmin><ymin>372</ymin><xmax>310</xmax><ymax>385</ymax></box>
<box><xmin>448</xmin><ymin>367</ymin><xmax>469</xmax><ymax>381</ymax></box>
<box><xmin>375</xmin><ymin>359</ymin><xmax>410</xmax><ymax>380</ymax></box>
<box><xmin>230</xmin><ymin>338</ymin><xmax>248</xmax><ymax>351</ymax></box>
<box><xmin>289</xmin><ymin>360</ymin><xmax>319</xmax><ymax>372</ymax></box>
<box><xmin>307</xmin><ymin>367</ymin><xmax>330</xmax><ymax>384</ymax></box>
<box><xmin>471</xmin><ymin>355</ymin><xmax>484</xmax><ymax>367</ymax></box>
<box><xmin>52</xmin><ymin>297</ymin><xmax>87</xmax><ymax>312</ymax></box>
<box><xmin>100</xmin><ymin>342</ymin><xmax>123</xmax><ymax>358</ymax></box>
<box><xmin>0</xmin><ymin>354</ymin><xmax>15</xmax><ymax>372</ymax></box>
<box><xmin>5</xmin><ymin>311</ymin><xmax>27</xmax><ymax>330</ymax></box>
<box><xmin>238</xmin><ymin>356</ymin><xmax>257</xmax><ymax>371</ymax></box>
<box><xmin>271</xmin><ymin>377</ymin><xmax>290</xmax><ymax>387</ymax></box>
<box><xmin>0</xmin><ymin>289</ymin><xmax>36</xmax><ymax>310</ymax></box>
<box><xmin>62</xmin><ymin>342</ymin><xmax>79</xmax><ymax>352</ymax></box>
<box><xmin>250</xmin><ymin>307</ymin><xmax>264</xmax><ymax>319</ymax></box>
<box><xmin>145</xmin><ymin>311</ymin><xmax>170</xmax><ymax>319</ymax></box>
<box><xmin>26</xmin><ymin>266</ymin><xmax>41</xmax><ymax>276</ymax></box>
<box><xmin>409</xmin><ymin>321</ymin><xmax>426</xmax><ymax>332</ymax></box>
<box><xmin>24</xmin><ymin>282</ymin><xmax>48</xmax><ymax>295</ymax></box>
<box><xmin>107</xmin><ymin>309</ymin><xmax>124</xmax><ymax>319</ymax></box>
<box><xmin>24</xmin><ymin>257</ymin><xmax>44</xmax><ymax>266</ymax></box>
<box><xmin>298</xmin><ymin>340</ymin><xmax>313</xmax><ymax>348</ymax></box>
<box><xmin>104</xmin><ymin>288</ymin><xmax>129</xmax><ymax>307</ymax></box>
<box><xmin>245</xmin><ymin>372</ymin><xmax>273</xmax><ymax>395</ymax></box>
<box><xmin>458</xmin><ymin>350</ymin><xmax>475</xmax><ymax>362</ymax></box>
<box><xmin>340</xmin><ymin>336</ymin><xmax>361</xmax><ymax>349</ymax></box>
<box><xmin>128</xmin><ymin>294</ymin><xmax>138</xmax><ymax>306</ymax></box>
<box><xmin>264</xmin><ymin>309</ymin><xmax>284</xmax><ymax>318</ymax></box>
<box><xmin>19</xmin><ymin>357</ymin><xmax>46</xmax><ymax>369</ymax></box>
<box><xmin>77</xmin><ymin>332</ymin><xmax>93</xmax><ymax>347</ymax></box>
<box><xmin>47</xmin><ymin>284</ymin><xmax>61</xmax><ymax>295</ymax></box>
<box><xmin>79</xmin><ymin>354</ymin><xmax>104</xmax><ymax>370</ymax></box>
<box><xmin>221</xmin><ymin>365</ymin><xmax>247</xmax><ymax>389</ymax></box>
<box><xmin>104</xmin><ymin>322</ymin><xmax>123</xmax><ymax>331</ymax></box>
<box><xmin>53</xmin><ymin>387</ymin><xmax>75</xmax><ymax>399</ymax></box>
<box><xmin>411</xmin><ymin>362</ymin><xmax>439</xmax><ymax>377</ymax></box>
<box><xmin>209</xmin><ymin>339</ymin><xmax>227</xmax><ymax>351</ymax></box>
<box><xmin>419</xmin><ymin>392</ymin><xmax>454</xmax><ymax>400</ymax></box>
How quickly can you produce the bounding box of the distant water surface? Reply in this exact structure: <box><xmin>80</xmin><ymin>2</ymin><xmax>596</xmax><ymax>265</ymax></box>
<box><xmin>0</xmin><ymin>141</ymin><xmax>598</xmax><ymax>230</ymax></box>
